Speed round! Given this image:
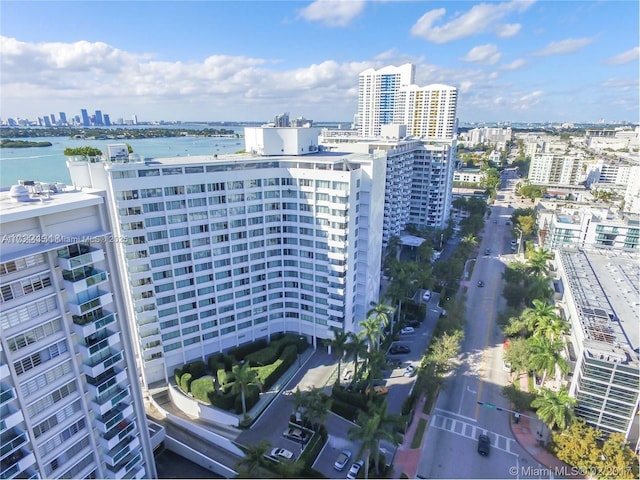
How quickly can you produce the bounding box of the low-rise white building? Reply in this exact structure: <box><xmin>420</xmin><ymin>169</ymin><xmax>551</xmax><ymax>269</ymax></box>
<box><xmin>244</xmin><ymin>126</ymin><xmax>321</xmax><ymax>156</ymax></box>
<box><xmin>529</xmin><ymin>153</ymin><xmax>584</xmax><ymax>186</ymax></box>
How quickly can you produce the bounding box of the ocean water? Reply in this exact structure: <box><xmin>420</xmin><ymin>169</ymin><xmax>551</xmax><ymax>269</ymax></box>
<box><xmin>0</xmin><ymin>133</ymin><xmax>245</xmax><ymax>188</ymax></box>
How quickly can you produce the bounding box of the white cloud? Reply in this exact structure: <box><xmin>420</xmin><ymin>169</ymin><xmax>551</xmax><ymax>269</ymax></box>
<box><xmin>533</xmin><ymin>37</ymin><xmax>594</xmax><ymax>56</ymax></box>
<box><xmin>410</xmin><ymin>0</ymin><xmax>534</xmax><ymax>43</ymax></box>
<box><xmin>501</xmin><ymin>59</ymin><xmax>526</xmax><ymax>70</ymax></box>
<box><xmin>606</xmin><ymin>47</ymin><xmax>639</xmax><ymax>65</ymax></box>
<box><xmin>497</xmin><ymin>23</ymin><xmax>521</xmax><ymax>38</ymax></box>
<box><xmin>461</xmin><ymin>44</ymin><xmax>502</xmax><ymax>65</ymax></box>
<box><xmin>298</xmin><ymin>0</ymin><xmax>366</xmax><ymax>27</ymax></box>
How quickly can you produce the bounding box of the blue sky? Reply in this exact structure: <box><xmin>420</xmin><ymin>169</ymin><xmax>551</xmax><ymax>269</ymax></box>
<box><xmin>1</xmin><ymin>1</ymin><xmax>638</xmax><ymax>123</ymax></box>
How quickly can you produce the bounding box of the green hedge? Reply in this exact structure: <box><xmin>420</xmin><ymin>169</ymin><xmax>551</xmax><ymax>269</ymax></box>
<box><xmin>332</xmin><ymin>385</ymin><xmax>368</xmax><ymax>411</ymax></box>
<box><xmin>228</xmin><ymin>339</ymin><xmax>268</xmax><ymax>362</ymax></box>
<box><xmin>210</xmin><ymin>391</ymin><xmax>236</xmax><ymax>410</ymax></box>
<box><xmin>186</xmin><ymin>360</ymin><xmax>207</xmax><ymax>379</ymax></box>
<box><xmin>330</xmin><ymin>399</ymin><xmax>358</xmax><ymax>421</ymax></box>
<box><xmin>234</xmin><ymin>384</ymin><xmax>260</xmax><ymax>413</ymax></box>
<box><xmin>180</xmin><ymin>373</ymin><xmax>192</xmax><ymax>392</ymax></box>
<box><xmin>245</xmin><ymin>346</ymin><xmax>279</xmax><ymax>367</ymax></box>
<box><xmin>190</xmin><ymin>376</ymin><xmax>215</xmax><ymax>403</ymax></box>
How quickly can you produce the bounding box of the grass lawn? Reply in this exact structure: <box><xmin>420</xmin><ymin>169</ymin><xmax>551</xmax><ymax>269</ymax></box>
<box><xmin>411</xmin><ymin>418</ymin><xmax>427</xmax><ymax>449</ymax></box>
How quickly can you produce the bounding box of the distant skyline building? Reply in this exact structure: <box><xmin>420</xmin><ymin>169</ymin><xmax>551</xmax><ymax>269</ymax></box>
<box><xmin>59</xmin><ymin>112</ymin><xmax>67</xmax><ymax>125</ymax></box>
<box><xmin>80</xmin><ymin>109</ymin><xmax>90</xmax><ymax>127</ymax></box>
<box><xmin>0</xmin><ymin>183</ymin><xmax>157</xmax><ymax>479</ymax></box>
<box><xmin>94</xmin><ymin>110</ymin><xmax>104</xmax><ymax>127</ymax></box>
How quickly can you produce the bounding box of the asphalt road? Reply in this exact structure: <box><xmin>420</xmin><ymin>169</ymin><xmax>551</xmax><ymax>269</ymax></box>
<box><xmin>416</xmin><ymin>189</ymin><xmax>548</xmax><ymax>479</ymax></box>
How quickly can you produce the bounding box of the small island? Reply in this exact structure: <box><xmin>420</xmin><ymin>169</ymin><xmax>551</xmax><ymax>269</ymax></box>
<box><xmin>1</xmin><ymin>139</ymin><xmax>53</xmax><ymax>148</ymax></box>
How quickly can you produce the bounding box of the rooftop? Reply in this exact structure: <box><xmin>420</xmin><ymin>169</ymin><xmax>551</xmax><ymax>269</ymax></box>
<box><xmin>558</xmin><ymin>247</ymin><xmax>639</xmax><ymax>363</ymax></box>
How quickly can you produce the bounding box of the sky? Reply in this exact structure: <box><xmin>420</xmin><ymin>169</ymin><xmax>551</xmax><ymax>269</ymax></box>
<box><xmin>1</xmin><ymin>0</ymin><xmax>638</xmax><ymax>124</ymax></box>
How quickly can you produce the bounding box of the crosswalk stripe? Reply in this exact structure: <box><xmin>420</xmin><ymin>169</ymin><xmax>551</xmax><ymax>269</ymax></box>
<box><xmin>429</xmin><ymin>413</ymin><xmax>514</xmax><ymax>454</ymax></box>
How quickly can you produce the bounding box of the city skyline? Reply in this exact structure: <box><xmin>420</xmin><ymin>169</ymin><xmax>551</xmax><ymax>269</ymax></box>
<box><xmin>1</xmin><ymin>0</ymin><xmax>638</xmax><ymax>124</ymax></box>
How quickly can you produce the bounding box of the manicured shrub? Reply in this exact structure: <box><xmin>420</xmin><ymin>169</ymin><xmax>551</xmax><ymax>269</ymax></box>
<box><xmin>245</xmin><ymin>346</ymin><xmax>279</xmax><ymax>367</ymax></box>
<box><xmin>330</xmin><ymin>399</ymin><xmax>358</xmax><ymax>421</ymax></box>
<box><xmin>187</xmin><ymin>360</ymin><xmax>207</xmax><ymax>379</ymax></box>
<box><xmin>174</xmin><ymin>368</ymin><xmax>183</xmax><ymax>386</ymax></box>
<box><xmin>207</xmin><ymin>353</ymin><xmax>223</xmax><ymax>372</ymax></box>
<box><xmin>190</xmin><ymin>376</ymin><xmax>215</xmax><ymax>404</ymax></box>
<box><xmin>332</xmin><ymin>385</ymin><xmax>368</xmax><ymax>410</ymax></box>
<box><xmin>228</xmin><ymin>339</ymin><xmax>268</xmax><ymax>362</ymax></box>
<box><xmin>210</xmin><ymin>392</ymin><xmax>236</xmax><ymax>410</ymax></box>
<box><xmin>180</xmin><ymin>373</ymin><xmax>192</xmax><ymax>393</ymax></box>
<box><xmin>234</xmin><ymin>384</ymin><xmax>260</xmax><ymax>413</ymax></box>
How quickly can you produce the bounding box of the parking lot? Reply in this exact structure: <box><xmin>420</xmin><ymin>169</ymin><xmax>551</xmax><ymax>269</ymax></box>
<box><xmin>234</xmin><ymin>291</ymin><xmax>443</xmax><ymax>478</ymax></box>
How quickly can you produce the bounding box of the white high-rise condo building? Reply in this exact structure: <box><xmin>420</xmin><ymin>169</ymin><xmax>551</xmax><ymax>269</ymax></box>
<box><xmin>0</xmin><ymin>183</ymin><xmax>156</xmax><ymax>480</ymax></box>
<box><xmin>528</xmin><ymin>153</ymin><xmax>584</xmax><ymax>186</ymax></box>
<box><xmin>358</xmin><ymin>64</ymin><xmax>415</xmax><ymax>138</ymax></box>
<box><xmin>396</xmin><ymin>84</ymin><xmax>458</xmax><ymax>139</ymax></box>
<box><xmin>67</xmin><ymin>144</ymin><xmax>386</xmax><ymax>387</ymax></box>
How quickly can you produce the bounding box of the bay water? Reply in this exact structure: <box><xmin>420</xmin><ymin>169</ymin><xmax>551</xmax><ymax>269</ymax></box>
<box><xmin>0</xmin><ymin>132</ymin><xmax>246</xmax><ymax>188</ymax></box>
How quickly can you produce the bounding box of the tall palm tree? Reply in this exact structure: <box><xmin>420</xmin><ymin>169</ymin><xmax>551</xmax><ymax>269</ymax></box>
<box><xmin>461</xmin><ymin>234</ymin><xmax>478</xmax><ymax>249</ymax></box>
<box><xmin>525</xmin><ymin>275</ymin><xmax>554</xmax><ymax>304</ymax></box>
<box><xmin>348</xmin><ymin>401</ymin><xmax>400</xmax><ymax>479</ymax></box>
<box><xmin>345</xmin><ymin>333</ymin><xmax>368</xmax><ymax>383</ymax></box>
<box><xmin>327</xmin><ymin>326</ymin><xmax>350</xmax><ymax>383</ymax></box>
<box><xmin>364</xmin><ymin>349</ymin><xmax>387</xmax><ymax>396</ymax></box>
<box><xmin>521</xmin><ymin>299</ymin><xmax>560</xmax><ymax>336</ymax></box>
<box><xmin>367</xmin><ymin>301</ymin><xmax>395</xmax><ymax>336</ymax></box>
<box><xmin>235</xmin><ymin>439</ymin><xmax>272</xmax><ymax>478</ymax></box>
<box><xmin>231</xmin><ymin>362</ymin><xmax>263</xmax><ymax>416</ymax></box>
<box><xmin>368</xmin><ymin>400</ymin><xmax>402</xmax><ymax>475</ymax></box>
<box><xmin>531</xmin><ymin>386</ymin><xmax>576</xmax><ymax>430</ymax></box>
<box><xmin>359</xmin><ymin>316</ymin><xmax>382</xmax><ymax>352</ymax></box>
<box><xmin>298</xmin><ymin>386</ymin><xmax>332</xmax><ymax>431</ymax></box>
<box><xmin>527</xmin><ymin>335</ymin><xmax>568</xmax><ymax>387</ymax></box>
<box><xmin>527</xmin><ymin>247</ymin><xmax>553</xmax><ymax>277</ymax></box>
<box><xmin>533</xmin><ymin>313</ymin><xmax>569</xmax><ymax>342</ymax></box>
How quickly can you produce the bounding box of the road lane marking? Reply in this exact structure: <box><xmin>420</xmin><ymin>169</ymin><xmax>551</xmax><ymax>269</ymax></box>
<box><xmin>435</xmin><ymin>408</ymin><xmax>476</xmax><ymax>423</ymax></box>
<box><xmin>429</xmin><ymin>413</ymin><xmax>515</xmax><ymax>454</ymax></box>
<box><xmin>474</xmin><ymin>250</ymin><xmax>500</xmax><ymax>419</ymax></box>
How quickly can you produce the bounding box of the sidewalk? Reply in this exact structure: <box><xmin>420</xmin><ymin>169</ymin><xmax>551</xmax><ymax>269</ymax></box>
<box><xmin>509</xmin><ymin>374</ymin><xmax>585</xmax><ymax>478</ymax></box>
<box><xmin>392</xmin><ymin>395</ymin><xmax>430</xmax><ymax>479</ymax></box>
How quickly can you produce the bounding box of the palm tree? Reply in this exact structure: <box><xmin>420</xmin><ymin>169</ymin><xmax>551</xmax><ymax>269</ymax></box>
<box><xmin>531</xmin><ymin>386</ymin><xmax>576</xmax><ymax>430</ymax></box>
<box><xmin>525</xmin><ymin>275</ymin><xmax>553</xmax><ymax>304</ymax></box>
<box><xmin>521</xmin><ymin>299</ymin><xmax>560</xmax><ymax>336</ymax></box>
<box><xmin>345</xmin><ymin>333</ymin><xmax>368</xmax><ymax>383</ymax></box>
<box><xmin>348</xmin><ymin>401</ymin><xmax>400</xmax><ymax>479</ymax></box>
<box><xmin>231</xmin><ymin>362</ymin><xmax>263</xmax><ymax>416</ymax></box>
<box><xmin>367</xmin><ymin>301</ymin><xmax>395</xmax><ymax>337</ymax></box>
<box><xmin>527</xmin><ymin>247</ymin><xmax>553</xmax><ymax>277</ymax></box>
<box><xmin>293</xmin><ymin>386</ymin><xmax>332</xmax><ymax>431</ymax></box>
<box><xmin>461</xmin><ymin>233</ymin><xmax>478</xmax><ymax>249</ymax></box>
<box><xmin>327</xmin><ymin>327</ymin><xmax>350</xmax><ymax>383</ymax></box>
<box><xmin>527</xmin><ymin>335</ymin><xmax>568</xmax><ymax>387</ymax></box>
<box><xmin>368</xmin><ymin>400</ymin><xmax>402</xmax><ymax>475</ymax></box>
<box><xmin>359</xmin><ymin>316</ymin><xmax>382</xmax><ymax>352</ymax></box>
<box><xmin>364</xmin><ymin>349</ymin><xmax>387</xmax><ymax>396</ymax></box>
<box><xmin>533</xmin><ymin>313</ymin><xmax>569</xmax><ymax>342</ymax></box>
<box><xmin>235</xmin><ymin>439</ymin><xmax>272</xmax><ymax>478</ymax></box>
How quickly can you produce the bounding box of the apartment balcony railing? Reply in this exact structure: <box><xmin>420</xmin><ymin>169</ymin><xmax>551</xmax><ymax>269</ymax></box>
<box><xmin>68</xmin><ymin>291</ymin><xmax>113</xmax><ymax>316</ymax></box>
<box><xmin>62</xmin><ymin>268</ymin><xmax>108</xmax><ymax>294</ymax></box>
<box><xmin>86</xmin><ymin>368</ymin><xmax>128</xmax><ymax>398</ymax></box>
<box><xmin>97</xmin><ymin>404</ymin><xmax>134</xmax><ymax>435</ymax></box>
<box><xmin>0</xmin><ymin>429</ymin><xmax>27</xmax><ymax>459</ymax></box>
<box><xmin>91</xmin><ymin>385</ymin><xmax>130</xmax><ymax>416</ymax></box>
<box><xmin>100</xmin><ymin>420</ymin><xmax>136</xmax><ymax>451</ymax></box>
<box><xmin>0</xmin><ymin>386</ymin><xmax>15</xmax><ymax>407</ymax></box>
<box><xmin>57</xmin><ymin>245</ymin><xmax>105</xmax><ymax>270</ymax></box>
<box><xmin>83</xmin><ymin>349</ymin><xmax>123</xmax><ymax>378</ymax></box>
<box><xmin>103</xmin><ymin>436</ymin><xmax>139</xmax><ymax>467</ymax></box>
<box><xmin>0</xmin><ymin>406</ymin><xmax>23</xmax><ymax>434</ymax></box>
<box><xmin>72</xmin><ymin>310</ymin><xmax>116</xmax><ymax>338</ymax></box>
<box><xmin>104</xmin><ymin>451</ymin><xmax>141</xmax><ymax>480</ymax></box>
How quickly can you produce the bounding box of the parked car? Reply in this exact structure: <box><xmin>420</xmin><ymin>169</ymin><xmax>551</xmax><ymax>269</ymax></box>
<box><xmin>389</xmin><ymin>345</ymin><xmax>411</xmax><ymax>355</ymax></box>
<box><xmin>347</xmin><ymin>460</ymin><xmax>364</xmax><ymax>479</ymax></box>
<box><xmin>477</xmin><ymin>434</ymin><xmax>491</xmax><ymax>456</ymax></box>
<box><xmin>282</xmin><ymin>427</ymin><xmax>310</xmax><ymax>443</ymax></box>
<box><xmin>365</xmin><ymin>385</ymin><xmax>389</xmax><ymax>395</ymax></box>
<box><xmin>400</xmin><ymin>326</ymin><xmax>415</xmax><ymax>335</ymax></box>
<box><xmin>403</xmin><ymin>365</ymin><xmax>417</xmax><ymax>377</ymax></box>
<box><xmin>477</xmin><ymin>280</ymin><xmax>484</xmax><ymax>287</ymax></box>
<box><xmin>422</xmin><ymin>290</ymin><xmax>431</xmax><ymax>302</ymax></box>
<box><xmin>343</xmin><ymin>369</ymin><xmax>353</xmax><ymax>381</ymax></box>
<box><xmin>270</xmin><ymin>448</ymin><xmax>294</xmax><ymax>461</ymax></box>
<box><xmin>334</xmin><ymin>450</ymin><xmax>352</xmax><ymax>471</ymax></box>
<box><xmin>510</xmin><ymin>239</ymin><xmax>518</xmax><ymax>246</ymax></box>
<box><xmin>484</xmin><ymin>248</ymin><xmax>491</xmax><ymax>256</ymax></box>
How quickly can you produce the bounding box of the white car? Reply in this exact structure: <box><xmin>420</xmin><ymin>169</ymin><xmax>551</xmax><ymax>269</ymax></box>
<box><xmin>403</xmin><ymin>365</ymin><xmax>417</xmax><ymax>377</ymax></box>
<box><xmin>346</xmin><ymin>460</ymin><xmax>364</xmax><ymax>479</ymax></box>
<box><xmin>422</xmin><ymin>290</ymin><xmax>431</xmax><ymax>302</ymax></box>
<box><xmin>270</xmin><ymin>448</ymin><xmax>293</xmax><ymax>461</ymax></box>
<box><xmin>400</xmin><ymin>326</ymin><xmax>415</xmax><ymax>335</ymax></box>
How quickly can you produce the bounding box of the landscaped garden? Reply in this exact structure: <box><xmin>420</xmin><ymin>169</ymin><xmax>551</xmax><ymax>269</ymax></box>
<box><xmin>174</xmin><ymin>333</ymin><xmax>307</xmax><ymax>419</ymax></box>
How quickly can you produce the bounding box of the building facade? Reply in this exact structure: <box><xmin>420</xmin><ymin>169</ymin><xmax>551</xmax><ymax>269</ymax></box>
<box><xmin>537</xmin><ymin>204</ymin><xmax>639</xmax><ymax>251</ymax></box>
<box><xmin>555</xmin><ymin>247</ymin><xmax>639</xmax><ymax>445</ymax></box>
<box><xmin>357</xmin><ymin>64</ymin><xmax>415</xmax><ymax>138</ymax></box>
<box><xmin>0</xmin><ymin>184</ymin><xmax>156</xmax><ymax>480</ymax></box>
<box><xmin>67</xmin><ymin>145</ymin><xmax>386</xmax><ymax>387</ymax></box>
<box><xmin>395</xmin><ymin>84</ymin><xmax>458</xmax><ymax>139</ymax></box>
<box><xmin>528</xmin><ymin>153</ymin><xmax>584</xmax><ymax>186</ymax></box>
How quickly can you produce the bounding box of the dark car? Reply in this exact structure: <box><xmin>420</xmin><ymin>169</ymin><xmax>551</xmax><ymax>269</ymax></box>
<box><xmin>408</xmin><ymin>319</ymin><xmax>420</xmax><ymax>328</ymax></box>
<box><xmin>477</xmin><ymin>280</ymin><xmax>484</xmax><ymax>288</ymax></box>
<box><xmin>477</xmin><ymin>434</ymin><xmax>491</xmax><ymax>456</ymax></box>
<box><xmin>389</xmin><ymin>345</ymin><xmax>410</xmax><ymax>355</ymax></box>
